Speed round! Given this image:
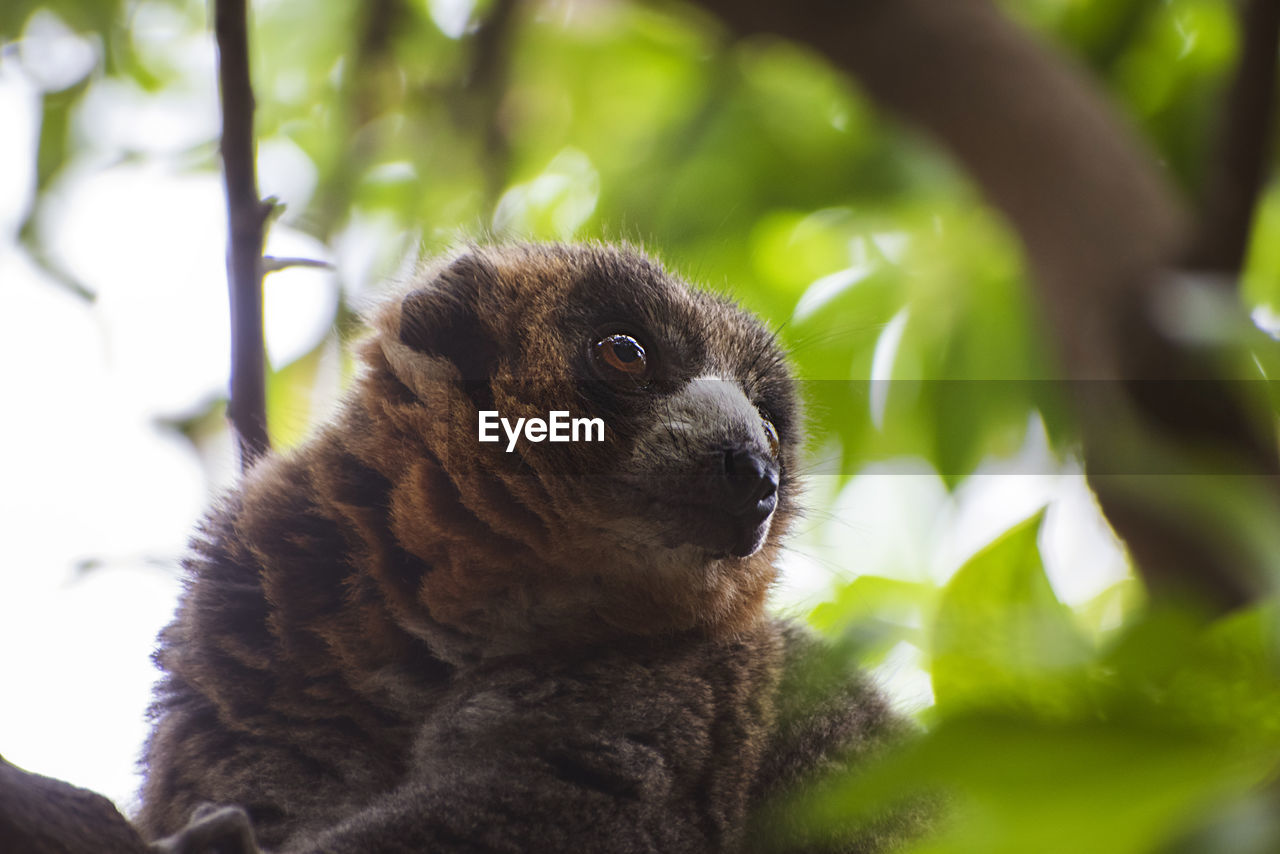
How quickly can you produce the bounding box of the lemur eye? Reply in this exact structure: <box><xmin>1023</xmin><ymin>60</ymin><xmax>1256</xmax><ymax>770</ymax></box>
<box><xmin>760</xmin><ymin>413</ymin><xmax>780</xmax><ymax>459</ymax></box>
<box><xmin>593</xmin><ymin>333</ymin><xmax>649</xmax><ymax>382</ymax></box>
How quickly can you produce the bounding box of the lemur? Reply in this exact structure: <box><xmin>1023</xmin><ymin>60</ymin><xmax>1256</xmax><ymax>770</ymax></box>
<box><xmin>138</xmin><ymin>243</ymin><xmax>918</xmax><ymax>853</ymax></box>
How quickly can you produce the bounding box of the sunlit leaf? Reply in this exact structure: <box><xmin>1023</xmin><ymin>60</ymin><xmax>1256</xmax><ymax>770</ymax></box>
<box><xmin>931</xmin><ymin>510</ymin><xmax>1092</xmax><ymax>714</ymax></box>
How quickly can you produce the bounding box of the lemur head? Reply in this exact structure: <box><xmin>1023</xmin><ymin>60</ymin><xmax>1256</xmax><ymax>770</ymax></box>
<box><xmin>361</xmin><ymin>243</ymin><xmax>800</xmax><ymax>655</ymax></box>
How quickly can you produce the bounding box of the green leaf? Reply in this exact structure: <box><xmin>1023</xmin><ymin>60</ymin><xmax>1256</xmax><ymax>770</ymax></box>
<box><xmin>931</xmin><ymin>510</ymin><xmax>1092</xmax><ymax>714</ymax></box>
<box><xmin>792</xmin><ymin>715</ymin><xmax>1274</xmax><ymax>854</ymax></box>
<box><xmin>809</xmin><ymin>575</ymin><xmax>936</xmax><ymax>662</ymax></box>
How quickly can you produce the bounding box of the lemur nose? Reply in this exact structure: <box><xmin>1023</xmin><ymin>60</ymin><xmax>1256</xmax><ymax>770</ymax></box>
<box><xmin>722</xmin><ymin>447</ymin><xmax>780</xmax><ymax>515</ymax></box>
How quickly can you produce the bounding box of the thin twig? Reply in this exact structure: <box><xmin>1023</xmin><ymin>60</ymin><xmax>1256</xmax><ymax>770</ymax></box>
<box><xmin>262</xmin><ymin>256</ymin><xmax>335</xmax><ymax>274</ymax></box>
<box><xmin>215</xmin><ymin>0</ymin><xmax>272</xmax><ymax>468</ymax></box>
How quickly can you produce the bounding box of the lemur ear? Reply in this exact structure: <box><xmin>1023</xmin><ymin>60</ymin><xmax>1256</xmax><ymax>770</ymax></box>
<box><xmin>399</xmin><ymin>253</ymin><xmax>499</xmax><ymax>381</ymax></box>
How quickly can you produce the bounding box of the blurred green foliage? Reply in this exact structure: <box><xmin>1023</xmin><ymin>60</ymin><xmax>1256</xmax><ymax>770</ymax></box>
<box><xmin>6</xmin><ymin>0</ymin><xmax>1279</xmax><ymax>850</ymax></box>
<box><xmin>793</xmin><ymin>516</ymin><xmax>1280</xmax><ymax>854</ymax></box>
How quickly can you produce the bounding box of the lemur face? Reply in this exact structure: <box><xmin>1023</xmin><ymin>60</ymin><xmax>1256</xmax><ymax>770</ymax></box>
<box><xmin>560</xmin><ymin>261</ymin><xmax>798</xmax><ymax>563</ymax></box>
<box><xmin>372</xmin><ymin>244</ymin><xmax>800</xmax><ymax>644</ymax></box>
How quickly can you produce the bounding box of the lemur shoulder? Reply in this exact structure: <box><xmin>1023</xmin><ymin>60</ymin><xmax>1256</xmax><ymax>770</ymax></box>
<box><xmin>138</xmin><ymin>243</ymin><xmax>916</xmax><ymax>853</ymax></box>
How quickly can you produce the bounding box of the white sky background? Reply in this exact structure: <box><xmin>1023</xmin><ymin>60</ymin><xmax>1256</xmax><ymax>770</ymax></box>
<box><xmin>0</xmin><ymin>6</ymin><xmax>1129</xmax><ymax>814</ymax></box>
<box><xmin>0</xmin><ymin>9</ymin><xmax>352</xmax><ymax>811</ymax></box>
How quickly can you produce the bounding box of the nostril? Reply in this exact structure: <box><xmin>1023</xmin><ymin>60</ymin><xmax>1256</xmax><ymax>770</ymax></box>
<box><xmin>758</xmin><ymin>468</ymin><xmax>779</xmax><ymax>501</ymax></box>
<box><xmin>722</xmin><ymin>447</ymin><xmax>778</xmax><ymax>512</ymax></box>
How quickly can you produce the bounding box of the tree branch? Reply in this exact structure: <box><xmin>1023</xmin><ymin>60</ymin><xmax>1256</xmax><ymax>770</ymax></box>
<box><xmin>0</xmin><ymin>756</ymin><xmax>149</xmax><ymax>854</ymax></box>
<box><xmin>216</xmin><ymin>0</ymin><xmax>272</xmax><ymax>469</ymax></box>
<box><xmin>692</xmin><ymin>0</ymin><xmax>1186</xmax><ymax>373</ymax></box>
<box><xmin>1100</xmin><ymin>0</ymin><xmax>1280</xmax><ymax>609</ymax></box>
<box><xmin>1186</xmin><ymin>0</ymin><xmax>1280</xmax><ymax>273</ymax></box>
<box><xmin>689</xmin><ymin>0</ymin><xmax>1279</xmax><ymax>609</ymax></box>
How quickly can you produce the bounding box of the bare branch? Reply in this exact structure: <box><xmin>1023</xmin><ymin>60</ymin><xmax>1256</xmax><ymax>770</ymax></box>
<box><xmin>215</xmin><ymin>0</ymin><xmax>272</xmax><ymax>469</ymax></box>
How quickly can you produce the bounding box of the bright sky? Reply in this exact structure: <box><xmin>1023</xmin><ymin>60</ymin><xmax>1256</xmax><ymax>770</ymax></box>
<box><xmin>0</xmin><ymin>12</ymin><xmax>345</xmax><ymax>811</ymax></box>
<box><xmin>0</xmin><ymin>7</ymin><xmax>1129</xmax><ymax>814</ymax></box>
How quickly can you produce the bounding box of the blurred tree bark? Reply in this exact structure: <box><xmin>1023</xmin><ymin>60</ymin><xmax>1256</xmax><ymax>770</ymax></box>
<box><xmin>692</xmin><ymin>0</ymin><xmax>1280</xmax><ymax>612</ymax></box>
<box><xmin>1189</xmin><ymin>0</ymin><xmax>1280</xmax><ymax>274</ymax></box>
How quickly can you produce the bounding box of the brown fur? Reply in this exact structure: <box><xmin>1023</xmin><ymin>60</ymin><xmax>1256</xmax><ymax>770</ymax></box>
<box><xmin>137</xmin><ymin>244</ymin><xmax>908</xmax><ymax>852</ymax></box>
